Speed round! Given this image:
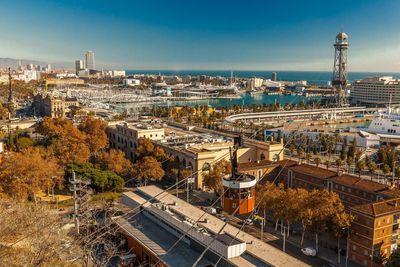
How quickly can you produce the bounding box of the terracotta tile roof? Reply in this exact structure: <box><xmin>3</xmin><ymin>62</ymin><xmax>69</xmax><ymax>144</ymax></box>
<box><xmin>332</xmin><ymin>174</ymin><xmax>388</xmax><ymax>193</ymax></box>
<box><xmin>288</xmin><ymin>164</ymin><xmax>337</xmax><ymax>180</ymax></box>
<box><xmin>379</xmin><ymin>188</ymin><xmax>400</xmax><ymax>198</ymax></box>
<box><xmin>352</xmin><ymin>198</ymin><xmax>400</xmax><ymax>217</ymax></box>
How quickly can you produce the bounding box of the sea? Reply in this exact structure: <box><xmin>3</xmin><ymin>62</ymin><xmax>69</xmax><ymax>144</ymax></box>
<box><xmin>121</xmin><ymin>70</ymin><xmax>400</xmax><ymax>108</ymax></box>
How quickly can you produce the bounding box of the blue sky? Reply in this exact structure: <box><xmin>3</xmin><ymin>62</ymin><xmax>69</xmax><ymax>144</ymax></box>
<box><xmin>1</xmin><ymin>0</ymin><xmax>400</xmax><ymax>71</ymax></box>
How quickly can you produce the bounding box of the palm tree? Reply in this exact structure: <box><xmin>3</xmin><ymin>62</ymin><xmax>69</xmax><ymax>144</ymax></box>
<box><xmin>314</xmin><ymin>157</ymin><xmax>321</xmax><ymax>167</ymax></box>
<box><xmin>356</xmin><ymin>161</ymin><xmax>366</xmax><ymax>178</ymax></box>
<box><xmin>335</xmin><ymin>159</ymin><xmax>343</xmax><ymax>174</ymax></box>
<box><xmin>325</xmin><ymin>160</ymin><xmax>331</xmax><ymax>169</ymax></box>
<box><xmin>367</xmin><ymin>162</ymin><xmax>377</xmax><ymax>180</ymax></box>
<box><xmin>305</xmin><ymin>153</ymin><xmax>312</xmax><ymax>164</ymax></box>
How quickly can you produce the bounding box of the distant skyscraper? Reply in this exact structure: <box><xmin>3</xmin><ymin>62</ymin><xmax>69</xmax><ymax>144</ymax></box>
<box><xmin>271</xmin><ymin>72</ymin><xmax>277</xmax><ymax>81</ymax></box>
<box><xmin>46</xmin><ymin>64</ymin><xmax>52</xmax><ymax>72</ymax></box>
<box><xmin>75</xmin><ymin>60</ymin><xmax>84</xmax><ymax>74</ymax></box>
<box><xmin>85</xmin><ymin>50</ymin><xmax>95</xmax><ymax>70</ymax></box>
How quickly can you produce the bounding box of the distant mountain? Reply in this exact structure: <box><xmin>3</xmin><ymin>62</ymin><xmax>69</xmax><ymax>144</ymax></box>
<box><xmin>0</xmin><ymin>57</ymin><xmax>73</xmax><ymax>70</ymax></box>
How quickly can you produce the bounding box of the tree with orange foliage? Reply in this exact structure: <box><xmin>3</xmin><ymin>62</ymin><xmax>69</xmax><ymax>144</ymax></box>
<box><xmin>203</xmin><ymin>160</ymin><xmax>232</xmax><ymax>196</ymax></box>
<box><xmin>132</xmin><ymin>156</ymin><xmax>165</xmax><ymax>185</ymax></box>
<box><xmin>0</xmin><ymin>147</ymin><xmax>63</xmax><ymax>202</ymax></box>
<box><xmin>37</xmin><ymin>117</ymin><xmax>90</xmax><ymax>165</ymax></box>
<box><xmin>98</xmin><ymin>149</ymin><xmax>134</xmax><ymax>177</ymax></box>
<box><xmin>78</xmin><ymin>117</ymin><xmax>108</xmax><ymax>158</ymax></box>
<box><xmin>135</xmin><ymin>137</ymin><xmax>170</xmax><ymax>162</ymax></box>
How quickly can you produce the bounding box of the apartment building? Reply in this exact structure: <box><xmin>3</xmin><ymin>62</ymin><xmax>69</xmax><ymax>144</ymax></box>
<box><xmin>277</xmin><ymin>163</ymin><xmax>400</xmax><ymax>208</ymax></box>
<box><xmin>350</xmin><ymin>198</ymin><xmax>400</xmax><ymax>266</ymax></box>
<box><xmin>107</xmin><ymin>122</ymin><xmax>165</xmax><ymax>161</ymax></box>
<box><xmin>271</xmin><ymin>161</ymin><xmax>400</xmax><ymax>266</ymax></box>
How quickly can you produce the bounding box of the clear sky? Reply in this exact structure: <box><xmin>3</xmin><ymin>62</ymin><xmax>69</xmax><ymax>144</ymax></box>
<box><xmin>1</xmin><ymin>0</ymin><xmax>400</xmax><ymax>71</ymax></box>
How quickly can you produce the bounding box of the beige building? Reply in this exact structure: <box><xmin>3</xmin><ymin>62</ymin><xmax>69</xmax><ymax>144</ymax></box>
<box><xmin>107</xmin><ymin>122</ymin><xmax>165</xmax><ymax>161</ymax></box>
<box><xmin>108</xmin><ymin>122</ymin><xmax>284</xmax><ymax>189</ymax></box>
<box><xmin>33</xmin><ymin>94</ymin><xmax>79</xmax><ymax>118</ymax></box>
<box><xmin>248</xmin><ymin>77</ymin><xmax>264</xmax><ymax>89</ymax></box>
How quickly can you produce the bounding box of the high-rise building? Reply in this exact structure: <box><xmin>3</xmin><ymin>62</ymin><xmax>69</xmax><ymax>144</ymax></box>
<box><xmin>85</xmin><ymin>50</ymin><xmax>95</xmax><ymax>70</ymax></box>
<box><xmin>75</xmin><ymin>60</ymin><xmax>84</xmax><ymax>74</ymax></box>
<box><xmin>46</xmin><ymin>64</ymin><xmax>52</xmax><ymax>72</ymax></box>
<box><xmin>271</xmin><ymin>72</ymin><xmax>277</xmax><ymax>81</ymax></box>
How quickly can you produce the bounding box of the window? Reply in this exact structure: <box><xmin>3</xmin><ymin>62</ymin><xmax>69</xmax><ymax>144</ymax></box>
<box><xmin>364</xmin><ymin>250</ymin><xmax>368</xmax><ymax>256</ymax></box>
<box><xmin>353</xmin><ymin>245</ymin><xmax>357</xmax><ymax>251</ymax></box>
<box><xmin>232</xmin><ymin>203</ymin><xmax>237</xmax><ymax>208</ymax></box>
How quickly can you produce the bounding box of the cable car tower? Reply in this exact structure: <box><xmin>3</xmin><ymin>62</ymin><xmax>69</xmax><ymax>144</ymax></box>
<box><xmin>332</xmin><ymin>32</ymin><xmax>349</xmax><ymax>107</ymax></box>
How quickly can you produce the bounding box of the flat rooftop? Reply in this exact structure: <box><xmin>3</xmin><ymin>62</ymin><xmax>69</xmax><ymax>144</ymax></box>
<box><xmin>114</xmin><ymin>213</ymin><xmax>213</xmax><ymax>266</ymax></box>
<box><xmin>120</xmin><ymin>186</ymin><xmax>310</xmax><ymax>267</ymax></box>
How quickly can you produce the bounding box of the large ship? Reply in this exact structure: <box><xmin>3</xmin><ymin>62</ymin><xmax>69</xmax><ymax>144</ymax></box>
<box><xmin>367</xmin><ymin>107</ymin><xmax>400</xmax><ymax>138</ymax></box>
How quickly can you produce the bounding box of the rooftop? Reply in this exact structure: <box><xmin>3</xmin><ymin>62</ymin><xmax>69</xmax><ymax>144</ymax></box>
<box><xmin>332</xmin><ymin>174</ymin><xmax>388</xmax><ymax>193</ymax></box>
<box><xmin>119</xmin><ymin>186</ymin><xmax>310</xmax><ymax>267</ymax></box>
<box><xmin>352</xmin><ymin>198</ymin><xmax>400</xmax><ymax>217</ymax></box>
<box><xmin>288</xmin><ymin>164</ymin><xmax>337</xmax><ymax>180</ymax></box>
<box><xmin>114</xmin><ymin>213</ymin><xmax>213</xmax><ymax>266</ymax></box>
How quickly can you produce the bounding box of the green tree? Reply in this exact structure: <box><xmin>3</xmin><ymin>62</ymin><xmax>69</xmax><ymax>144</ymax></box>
<box><xmin>314</xmin><ymin>157</ymin><xmax>321</xmax><ymax>167</ymax></box>
<box><xmin>335</xmin><ymin>159</ymin><xmax>343</xmax><ymax>173</ymax></box>
<box><xmin>66</xmin><ymin>163</ymin><xmax>124</xmax><ymax>192</ymax></box>
<box><xmin>325</xmin><ymin>160</ymin><xmax>331</xmax><ymax>169</ymax></box>
<box><xmin>340</xmin><ymin>138</ymin><xmax>347</xmax><ymax>160</ymax></box>
<box><xmin>356</xmin><ymin>160</ymin><xmax>366</xmax><ymax>178</ymax></box>
<box><xmin>368</xmin><ymin>162</ymin><xmax>377</xmax><ymax>180</ymax></box>
<box><xmin>383</xmin><ymin>164</ymin><xmax>391</xmax><ymax>176</ymax></box>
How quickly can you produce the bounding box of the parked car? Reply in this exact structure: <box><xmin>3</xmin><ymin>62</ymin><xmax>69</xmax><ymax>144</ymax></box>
<box><xmin>301</xmin><ymin>247</ymin><xmax>316</xmax><ymax>257</ymax></box>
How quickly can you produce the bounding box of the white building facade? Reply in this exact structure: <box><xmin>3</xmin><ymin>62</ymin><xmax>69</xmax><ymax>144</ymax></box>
<box><xmin>351</xmin><ymin>76</ymin><xmax>400</xmax><ymax>106</ymax></box>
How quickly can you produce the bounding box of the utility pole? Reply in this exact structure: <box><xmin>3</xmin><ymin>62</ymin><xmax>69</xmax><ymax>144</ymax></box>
<box><xmin>69</xmin><ymin>171</ymin><xmax>92</xmax><ymax>236</ymax></box>
<box><xmin>71</xmin><ymin>172</ymin><xmax>80</xmax><ymax>235</ymax></box>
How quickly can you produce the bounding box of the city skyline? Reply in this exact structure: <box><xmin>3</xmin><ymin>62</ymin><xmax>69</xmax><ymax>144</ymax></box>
<box><xmin>1</xmin><ymin>0</ymin><xmax>400</xmax><ymax>71</ymax></box>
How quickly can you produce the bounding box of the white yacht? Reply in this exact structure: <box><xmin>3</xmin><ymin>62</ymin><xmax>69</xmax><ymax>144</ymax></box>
<box><xmin>367</xmin><ymin>107</ymin><xmax>400</xmax><ymax>138</ymax></box>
